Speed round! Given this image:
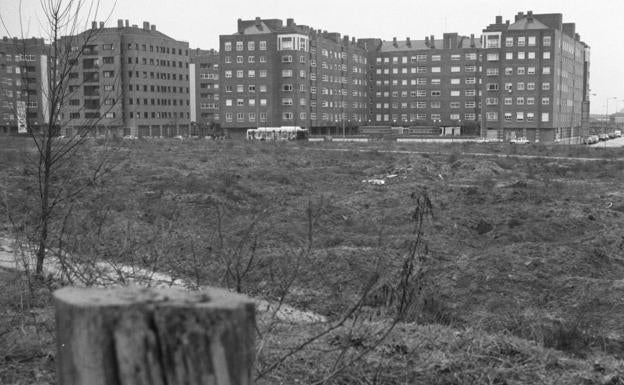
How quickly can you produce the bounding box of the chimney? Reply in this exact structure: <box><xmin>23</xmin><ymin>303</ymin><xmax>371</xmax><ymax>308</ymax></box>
<box><xmin>143</xmin><ymin>21</ymin><xmax>150</xmax><ymax>30</ymax></box>
<box><xmin>496</xmin><ymin>15</ymin><xmax>502</xmax><ymax>24</ymax></box>
<box><xmin>286</xmin><ymin>18</ymin><xmax>294</xmax><ymax>27</ymax></box>
<box><xmin>506</xmin><ymin>20</ymin><xmax>510</xmax><ymax>26</ymax></box>
<box><xmin>151</xmin><ymin>25</ymin><xmax>156</xmax><ymax>31</ymax></box>
<box><xmin>125</xmin><ymin>19</ymin><xmax>129</xmax><ymax>27</ymax></box>
<box><xmin>470</xmin><ymin>33</ymin><xmax>475</xmax><ymax>48</ymax></box>
<box><xmin>92</xmin><ymin>21</ymin><xmax>97</xmax><ymax>29</ymax></box>
<box><xmin>255</xmin><ymin>17</ymin><xmax>261</xmax><ymax>26</ymax></box>
<box><xmin>515</xmin><ymin>12</ymin><xmax>524</xmax><ymax>22</ymax></box>
<box><xmin>117</xmin><ymin>19</ymin><xmax>123</xmax><ymax>28</ymax></box>
<box><xmin>99</xmin><ymin>21</ymin><xmax>104</xmax><ymax>28</ymax></box>
<box><xmin>344</xmin><ymin>34</ymin><xmax>349</xmax><ymax>43</ymax></box>
<box><xmin>352</xmin><ymin>37</ymin><xmax>356</xmax><ymax>44</ymax></box>
<box><xmin>430</xmin><ymin>35</ymin><xmax>435</xmax><ymax>48</ymax></box>
<box><xmin>392</xmin><ymin>37</ymin><xmax>398</xmax><ymax>47</ymax></box>
<box><xmin>425</xmin><ymin>36</ymin><xmax>429</xmax><ymax>47</ymax></box>
<box><xmin>406</xmin><ymin>37</ymin><xmax>411</xmax><ymax>47</ymax></box>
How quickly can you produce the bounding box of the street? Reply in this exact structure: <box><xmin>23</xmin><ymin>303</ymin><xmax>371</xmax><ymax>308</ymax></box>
<box><xmin>590</xmin><ymin>136</ymin><xmax>624</xmax><ymax>148</ymax></box>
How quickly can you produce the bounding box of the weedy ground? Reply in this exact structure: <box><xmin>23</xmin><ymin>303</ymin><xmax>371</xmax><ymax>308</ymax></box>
<box><xmin>1</xmin><ymin>137</ymin><xmax>624</xmax><ymax>384</ymax></box>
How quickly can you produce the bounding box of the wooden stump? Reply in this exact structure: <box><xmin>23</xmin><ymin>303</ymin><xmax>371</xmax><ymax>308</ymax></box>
<box><xmin>54</xmin><ymin>286</ymin><xmax>255</xmax><ymax>385</ymax></box>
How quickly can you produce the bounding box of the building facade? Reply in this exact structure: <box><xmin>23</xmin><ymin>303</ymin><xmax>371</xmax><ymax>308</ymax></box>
<box><xmin>218</xmin><ymin>18</ymin><xmax>368</xmax><ymax>134</ymax></box>
<box><xmin>59</xmin><ymin>20</ymin><xmax>191</xmax><ymax>137</ymax></box>
<box><xmin>190</xmin><ymin>48</ymin><xmax>220</xmax><ymax>134</ymax></box>
<box><xmin>365</xmin><ymin>33</ymin><xmax>481</xmax><ymax>134</ymax></box>
<box><xmin>481</xmin><ymin>12</ymin><xmax>590</xmax><ymax>142</ymax></box>
<box><xmin>0</xmin><ymin>37</ymin><xmax>49</xmax><ymax>135</ymax></box>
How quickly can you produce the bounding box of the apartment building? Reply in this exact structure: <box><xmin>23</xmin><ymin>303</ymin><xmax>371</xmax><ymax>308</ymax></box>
<box><xmin>364</xmin><ymin>33</ymin><xmax>481</xmax><ymax>133</ymax></box>
<box><xmin>481</xmin><ymin>12</ymin><xmax>590</xmax><ymax>142</ymax></box>
<box><xmin>59</xmin><ymin>20</ymin><xmax>191</xmax><ymax>137</ymax></box>
<box><xmin>0</xmin><ymin>37</ymin><xmax>49</xmax><ymax>135</ymax></box>
<box><xmin>218</xmin><ymin>18</ymin><xmax>368</xmax><ymax>134</ymax></box>
<box><xmin>190</xmin><ymin>48</ymin><xmax>220</xmax><ymax>132</ymax></box>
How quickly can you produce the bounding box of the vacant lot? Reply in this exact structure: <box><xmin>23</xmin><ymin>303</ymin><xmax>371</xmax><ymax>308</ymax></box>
<box><xmin>2</xmin><ymin>138</ymin><xmax>624</xmax><ymax>383</ymax></box>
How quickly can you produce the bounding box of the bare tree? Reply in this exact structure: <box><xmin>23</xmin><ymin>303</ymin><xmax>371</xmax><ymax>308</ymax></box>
<box><xmin>1</xmin><ymin>0</ymin><xmax>118</xmax><ymax>278</ymax></box>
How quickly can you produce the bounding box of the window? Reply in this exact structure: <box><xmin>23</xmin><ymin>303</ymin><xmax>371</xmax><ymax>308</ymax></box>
<box><xmin>416</xmin><ymin>54</ymin><xmax>427</xmax><ymax>61</ymax></box>
<box><xmin>431</xmin><ymin>55</ymin><xmax>441</xmax><ymax>61</ymax></box>
<box><xmin>248</xmin><ymin>56</ymin><xmax>255</xmax><ymax>63</ymax></box>
<box><xmin>527</xmin><ymin>112</ymin><xmax>535</xmax><ymax>121</ymax></box>
<box><xmin>236</xmin><ymin>70</ymin><xmax>243</xmax><ymax>78</ymax></box>
<box><xmin>259</xmin><ymin>41</ymin><xmax>267</xmax><ymax>50</ymax></box>
<box><xmin>541</xmin><ymin>112</ymin><xmax>549</xmax><ymax>122</ymax></box>
<box><xmin>465</xmin><ymin>65</ymin><xmax>476</xmax><ymax>72</ymax></box>
<box><xmin>487</xmin><ymin>68</ymin><xmax>499</xmax><ymax>76</ymax></box>
<box><xmin>416</xmin><ymin>78</ymin><xmax>426</xmax><ymax>85</ymax></box>
<box><xmin>504</xmin><ymin>83</ymin><xmax>513</xmax><ymax>91</ymax></box>
<box><xmin>486</xmin><ymin>97</ymin><xmax>498</xmax><ymax>105</ymax></box>
<box><xmin>431</xmin><ymin>101</ymin><xmax>441</xmax><ymax>108</ymax></box>
<box><xmin>259</xmin><ymin>85</ymin><xmax>267</xmax><ymax>93</ymax></box>
<box><xmin>466</xmin><ymin>77</ymin><xmax>476</xmax><ymax>84</ymax></box>
<box><xmin>517</xmin><ymin>67</ymin><xmax>525</xmax><ymax>75</ymax></box>
<box><xmin>282</xmin><ymin>84</ymin><xmax>293</xmax><ymax>91</ymax></box>
<box><xmin>516</xmin><ymin>97</ymin><xmax>524</xmax><ymax>105</ymax></box>
<box><xmin>431</xmin><ymin>67</ymin><xmax>441</xmax><ymax>73</ymax></box>
<box><xmin>464</xmin><ymin>113</ymin><xmax>476</xmax><ymax>120</ymax></box>
<box><xmin>282</xmin><ymin>98</ymin><xmax>293</xmax><ymax>106</ymax></box>
<box><xmin>236</xmin><ymin>41</ymin><xmax>243</xmax><ymax>51</ymax></box>
<box><xmin>237</xmin><ymin>99</ymin><xmax>244</xmax><ymax>106</ymax></box>
<box><xmin>103</xmin><ymin>56</ymin><xmax>114</xmax><ymax>64</ymax></box>
<box><xmin>527</xmin><ymin>97</ymin><xmax>535</xmax><ymax>105</ymax></box>
<box><xmin>517</xmin><ymin>37</ymin><xmax>525</xmax><ymax>47</ymax></box>
<box><xmin>431</xmin><ymin>90</ymin><xmax>441</xmax><ymax>96</ymax></box>
<box><xmin>543</xmin><ymin>36</ymin><xmax>551</xmax><ymax>46</ymax></box>
<box><xmin>282</xmin><ymin>69</ymin><xmax>292</xmax><ymax>77</ymax></box>
<box><xmin>225</xmin><ymin>70</ymin><xmax>232</xmax><ymax>78</ymax></box>
<box><xmin>248</xmin><ymin>41</ymin><xmax>255</xmax><ymax>50</ymax></box>
<box><xmin>465</xmin><ymin>53</ymin><xmax>477</xmax><ymax>60</ymax></box>
<box><xmin>225</xmin><ymin>56</ymin><xmax>231</xmax><ymax>63</ymax></box>
<box><xmin>451</xmin><ymin>54</ymin><xmax>461</xmax><ymax>61</ymax></box>
<box><xmin>465</xmin><ymin>101</ymin><xmax>476</xmax><ymax>108</ymax></box>
<box><xmin>282</xmin><ymin>112</ymin><xmax>293</xmax><ymax>120</ymax></box>
<box><xmin>543</xmin><ymin>52</ymin><xmax>551</xmax><ymax>60</ymax></box>
<box><xmin>517</xmin><ymin>82</ymin><xmax>525</xmax><ymax>91</ymax></box>
<box><xmin>528</xmin><ymin>36</ymin><xmax>536</xmax><ymax>46</ymax></box>
<box><xmin>505</xmin><ymin>52</ymin><xmax>513</xmax><ymax>60</ymax></box>
<box><xmin>225</xmin><ymin>99</ymin><xmax>233</xmax><ymax>106</ymax></box>
<box><xmin>541</xmin><ymin>97</ymin><xmax>550</xmax><ymax>105</ymax></box>
<box><xmin>248</xmin><ymin>85</ymin><xmax>256</xmax><ymax>92</ymax></box>
<box><xmin>431</xmin><ymin>114</ymin><xmax>441</xmax><ymax>121</ymax></box>
<box><xmin>487</xmin><ymin>112</ymin><xmax>498</xmax><ymax>121</ymax></box>
<box><xmin>542</xmin><ymin>82</ymin><xmax>550</xmax><ymax>90</ymax></box>
<box><xmin>518</xmin><ymin>51</ymin><xmax>525</xmax><ymax>60</ymax></box>
<box><xmin>451</xmin><ymin>66</ymin><xmax>460</xmax><ymax>72</ymax></box>
<box><xmin>236</xmin><ymin>85</ymin><xmax>244</xmax><ymax>93</ymax></box>
<box><xmin>504</xmin><ymin>112</ymin><xmax>512</xmax><ymax>121</ymax></box>
<box><xmin>527</xmin><ymin>67</ymin><xmax>536</xmax><ymax>75</ymax></box>
<box><xmin>487</xmin><ymin>53</ymin><xmax>499</xmax><ymax>61</ymax></box>
<box><xmin>450</xmin><ymin>102</ymin><xmax>460</xmax><ymax>109</ymax></box>
<box><xmin>236</xmin><ymin>56</ymin><xmax>243</xmax><ymax>63</ymax></box>
<box><xmin>505</xmin><ymin>37</ymin><xmax>514</xmax><ymax>47</ymax></box>
<box><xmin>248</xmin><ymin>70</ymin><xmax>255</xmax><ymax>78</ymax></box>
<box><xmin>282</xmin><ymin>55</ymin><xmax>292</xmax><ymax>63</ymax></box>
<box><xmin>103</xmin><ymin>44</ymin><xmax>113</xmax><ymax>50</ymax></box>
<box><xmin>450</xmin><ymin>78</ymin><xmax>461</xmax><ymax>85</ymax></box>
<box><xmin>527</xmin><ymin>82</ymin><xmax>535</xmax><ymax>90</ymax></box>
<box><xmin>543</xmin><ymin>66</ymin><xmax>551</xmax><ymax>74</ymax></box>
<box><xmin>103</xmin><ymin>70</ymin><xmax>114</xmax><ymax>78</ymax></box>
<box><xmin>504</xmin><ymin>97</ymin><xmax>512</xmax><ymax>105</ymax></box>
<box><xmin>259</xmin><ymin>70</ymin><xmax>267</xmax><ymax>78</ymax></box>
<box><xmin>487</xmin><ymin>83</ymin><xmax>499</xmax><ymax>91</ymax></box>
<box><xmin>528</xmin><ymin>51</ymin><xmax>535</xmax><ymax>60</ymax></box>
<box><xmin>237</xmin><ymin>112</ymin><xmax>244</xmax><ymax>121</ymax></box>
<box><xmin>516</xmin><ymin>112</ymin><xmax>524</xmax><ymax>121</ymax></box>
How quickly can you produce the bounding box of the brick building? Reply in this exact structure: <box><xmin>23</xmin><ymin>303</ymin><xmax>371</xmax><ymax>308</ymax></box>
<box><xmin>364</xmin><ymin>33</ymin><xmax>481</xmax><ymax>133</ymax></box>
<box><xmin>189</xmin><ymin>48</ymin><xmax>220</xmax><ymax>134</ymax></box>
<box><xmin>0</xmin><ymin>37</ymin><xmax>49</xmax><ymax>135</ymax></box>
<box><xmin>59</xmin><ymin>20</ymin><xmax>191</xmax><ymax>137</ymax></box>
<box><xmin>481</xmin><ymin>11</ymin><xmax>590</xmax><ymax>143</ymax></box>
<box><xmin>218</xmin><ymin>18</ymin><xmax>368</xmax><ymax>135</ymax></box>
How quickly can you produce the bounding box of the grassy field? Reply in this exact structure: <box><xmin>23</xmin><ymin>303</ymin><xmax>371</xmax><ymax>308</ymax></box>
<box><xmin>1</xmin><ymin>137</ymin><xmax>624</xmax><ymax>383</ymax></box>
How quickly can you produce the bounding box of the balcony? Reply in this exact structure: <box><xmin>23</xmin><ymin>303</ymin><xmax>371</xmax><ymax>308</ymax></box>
<box><xmin>83</xmin><ymin>72</ymin><xmax>99</xmax><ymax>83</ymax></box>
<box><xmin>83</xmin><ymin>47</ymin><xmax>99</xmax><ymax>56</ymax></box>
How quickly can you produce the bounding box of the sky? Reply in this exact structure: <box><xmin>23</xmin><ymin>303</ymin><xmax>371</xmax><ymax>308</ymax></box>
<box><xmin>2</xmin><ymin>0</ymin><xmax>623</xmax><ymax>115</ymax></box>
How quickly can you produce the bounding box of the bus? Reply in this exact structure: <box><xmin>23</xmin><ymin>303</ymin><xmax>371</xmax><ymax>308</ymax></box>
<box><xmin>246</xmin><ymin>126</ymin><xmax>308</xmax><ymax>141</ymax></box>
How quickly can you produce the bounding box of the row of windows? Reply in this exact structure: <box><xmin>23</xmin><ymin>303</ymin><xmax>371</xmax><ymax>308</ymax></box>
<box><xmin>224</xmin><ymin>41</ymin><xmax>267</xmax><ymax>52</ymax></box>
<box><xmin>125</xmin><ymin>43</ymin><xmax>188</xmax><ymax>56</ymax></box>
<box><xmin>487</xmin><ymin>52</ymin><xmax>552</xmax><ymax>61</ymax></box>
<box><xmin>375</xmin><ymin>89</ymin><xmax>478</xmax><ymax>97</ymax></box>
<box><xmin>127</xmin><ymin>71</ymin><xmax>189</xmax><ymax>81</ymax></box>
<box><xmin>127</xmin><ymin>84</ymin><xmax>189</xmax><ymax>93</ymax></box>
<box><xmin>1</xmin><ymin>100</ymin><xmax>38</xmax><ymax>108</ymax></box>
<box><xmin>375</xmin><ymin>101</ymin><xmax>478</xmax><ymax>109</ymax></box>
<box><xmin>375</xmin><ymin>65</ymin><xmax>477</xmax><ymax>74</ymax></box>
<box><xmin>127</xmin><ymin>98</ymin><xmax>190</xmax><ymax>106</ymax></box>
<box><xmin>487</xmin><ymin>111</ymin><xmax>549</xmax><ymax>122</ymax></box>
<box><xmin>375</xmin><ymin>113</ymin><xmax>476</xmax><ymax>122</ymax></box>
<box><xmin>224</xmin><ymin>55</ymin><xmax>267</xmax><ymax>64</ymax></box>
<box><xmin>486</xmin><ymin>96</ymin><xmax>550</xmax><ymax>105</ymax></box>
<box><xmin>374</xmin><ymin>77</ymin><xmax>477</xmax><ymax>86</ymax></box>
<box><xmin>127</xmin><ymin>111</ymin><xmax>189</xmax><ymax>119</ymax></box>
<box><xmin>505</xmin><ymin>35</ymin><xmax>551</xmax><ymax>47</ymax></box>
<box><xmin>0</xmin><ymin>54</ymin><xmax>38</xmax><ymax>62</ymax></box>
<box><xmin>375</xmin><ymin>53</ymin><xmax>478</xmax><ymax>64</ymax></box>
<box><xmin>126</xmin><ymin>56</ymin><xmax>188</xmax><ymax>68</ymax></box>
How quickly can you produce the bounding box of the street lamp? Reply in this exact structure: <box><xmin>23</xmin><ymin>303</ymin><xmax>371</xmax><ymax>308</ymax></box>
<box><xmin>605</xmin><ymin>97</ymin><xmax>618</xmax><ymax>134</ymax></box>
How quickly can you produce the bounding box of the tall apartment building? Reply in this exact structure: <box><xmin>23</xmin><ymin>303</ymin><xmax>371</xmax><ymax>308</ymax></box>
<box><xmin>59</xmin><ymin>20</ymin><xmax>191</xmax><ymax>137</ymax></box>
<box><xmin>218</xmin><ymin>18</ymin><xmax>368</xmax><ymax>135</ymax></box>
<box><xmin>481</xmin><ymin>11</ymin><xmax>590</xmax><ymax>142</ymax></box>
<box><xmin>0</xmin><ymin>37</ymin><xmax>49</xmax><ymax>135</ymax></box>
<box><xmin>364</xmin><ymin>33</ymin><xmax>481</xmax><ymax>134</ymax></box>
<box><xmin>190</xmin><ymin>48</ymin><xmax>220</xmax><ymax>133</ymax></box>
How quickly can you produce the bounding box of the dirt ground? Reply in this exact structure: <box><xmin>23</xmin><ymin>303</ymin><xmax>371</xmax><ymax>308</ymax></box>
<box><xmin>1</xmin><ymin>138</ymin><xmax>624</xmax><ymax>383</ymax></box>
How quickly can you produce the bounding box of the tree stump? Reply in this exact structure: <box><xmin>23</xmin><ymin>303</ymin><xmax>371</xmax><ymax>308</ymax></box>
<box><xmin>54</xmin><ymin>286</ymin><xmax>255</xmax><ymax>385</ymax></box>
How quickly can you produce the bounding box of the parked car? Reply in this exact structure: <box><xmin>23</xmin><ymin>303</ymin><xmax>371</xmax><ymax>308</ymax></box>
<box><xmin>510</xmin><ymin>137</ymin><xmax>529</xmax><ymax>144</ymax></box>
<box><xmin>608</xmin><ymin>132</ymin><xmax>617</xmax><ymax>139</ymax></box>
<box><xmin>614</xmin><ymin>130</ymin><xmax>622</xmax><ymax>138</ymax></box>
<box><xmin>599</xmin><ymin>133</ymin><xmax>609</xmax><ymax>141</ymax></box>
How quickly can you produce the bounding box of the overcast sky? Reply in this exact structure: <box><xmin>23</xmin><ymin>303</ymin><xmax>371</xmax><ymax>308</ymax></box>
<box><xmin>2</xmin><ymin>0</ymin><xmax>623</xmax><ymax>114</ymax></box>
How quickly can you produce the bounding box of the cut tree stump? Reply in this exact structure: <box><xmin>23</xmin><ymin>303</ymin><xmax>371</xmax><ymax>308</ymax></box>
<box><xmin>54</xmin><ymin>286</ymin><xmax>255</xmax><ymax>385</ymax></box>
